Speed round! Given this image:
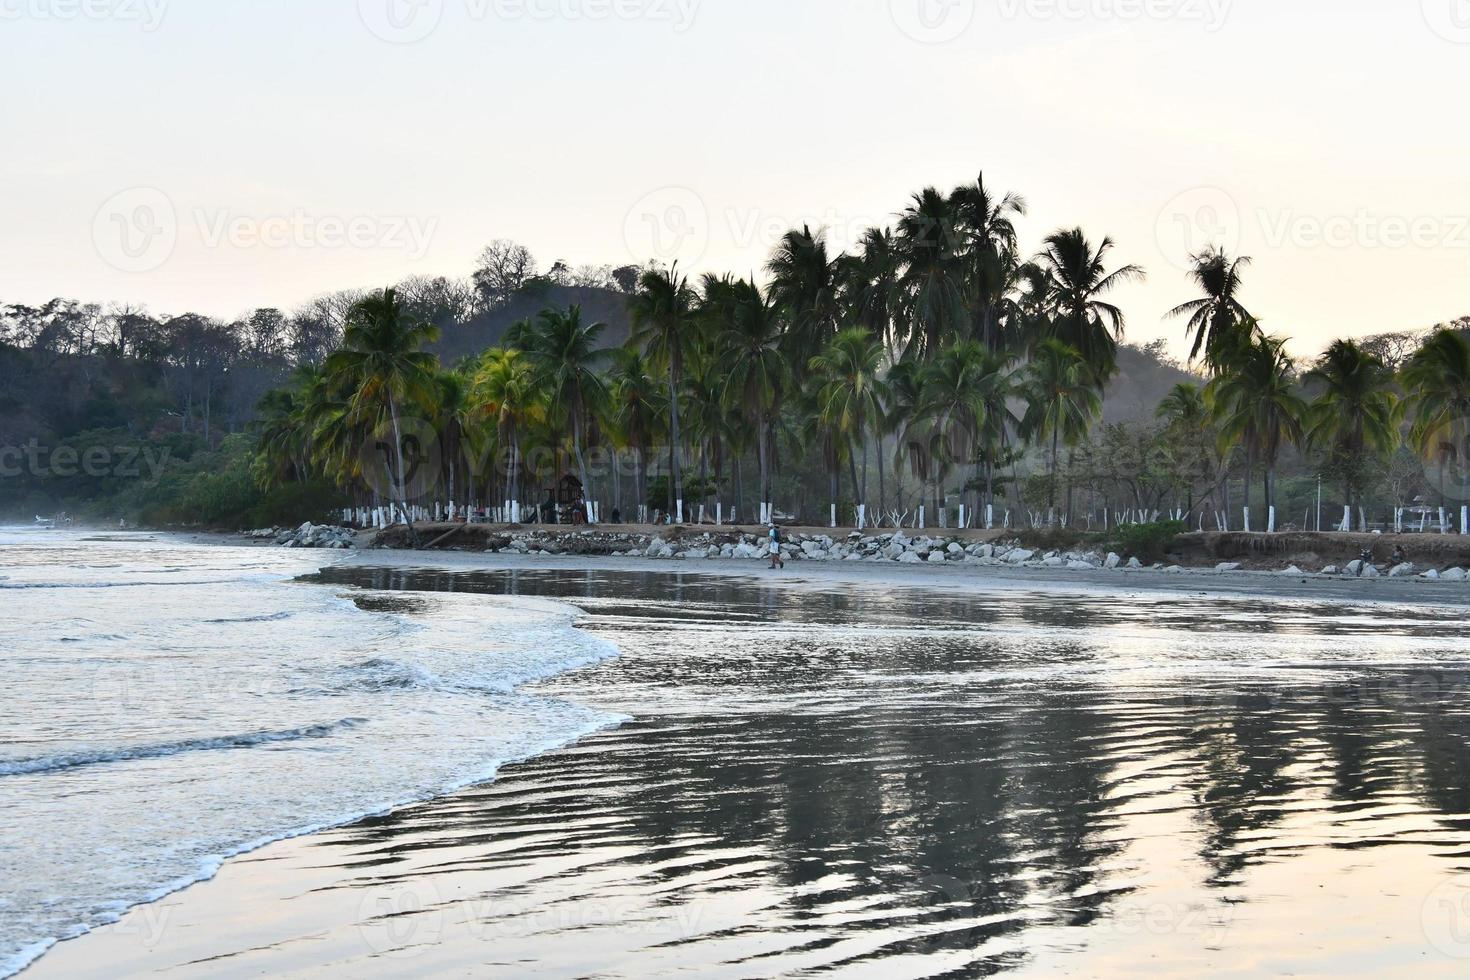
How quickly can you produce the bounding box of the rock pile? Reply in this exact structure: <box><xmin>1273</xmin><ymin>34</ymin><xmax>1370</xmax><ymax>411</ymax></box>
<box><xmin>266</xmin><ymin>523</ymin><xmax>357</xmax><ymax>549</ymax></box>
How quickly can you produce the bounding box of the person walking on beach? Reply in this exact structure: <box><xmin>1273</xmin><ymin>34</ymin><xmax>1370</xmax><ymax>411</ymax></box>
<box><xmin>768</xmin><ymin>523</ymin><xmax>785</xmax><ymax>570</ymax></box>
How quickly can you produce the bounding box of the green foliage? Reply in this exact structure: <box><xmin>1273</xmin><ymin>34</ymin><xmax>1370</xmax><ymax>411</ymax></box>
<box><xmin>1109</xmin><ymin>520</ymin><xmax>1188</xmax><ymax>562</ymax></box>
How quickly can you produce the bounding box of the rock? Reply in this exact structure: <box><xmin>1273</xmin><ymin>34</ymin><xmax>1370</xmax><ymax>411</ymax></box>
<box><xmin>1105</xmin><ymin>553</ymin><xmax>1122</xmax><ymax>569</ymax></box>
<box><xmin>898</xmin><ymin>552</ymin><xmax>923</xmax><ymax>564</ymax></box>
<box><xmin>1006</xmin><ymin>549</ymin><xmax>1036</xmax><ymax>565</ymax></box>
<box><xmin>1320</xmin><ymin>565</ymin><xmax>1338</xmax><ymax>575</ymax></box>
<box><xmin>645</xmin><ymin>538</ymin><xmax>667</xmax><ymax>558</ymax></box>
<box><xmin>1126</xmin><ymin>557</ymin><xmax>1144</xmax><ymax>569</ymax></box>
<box><xmin>1042</xmin><ymin>556</ymin><xmax>1066</xmax><ymax>568</ymax></box>
<box><xmin>1443</xmin><ymin>568</ymin><xmax>1468</xmax><ymax>582</ymax></box>
<box><xmin>1421</xmin><ymin>568</ymin><xmax>1441</xmax><ymax>580</ymax></box>
<box><xmin>1362</xmin><ymin>564</ymin><xmax>1381</xmax><ymax>578</ymax></box>
<box><xmin>947</xmin><ymin>542</ymin><xmax>964</xmax><ymax>555</ymax></box>
<box><xmin>1345</xmin><ymin>560</ymin><xmax>1364</xmax><ymax>576</ymax></box>
<box><xmin>926</xmin><ymin>551</ymin><xmax>945</xmax><ymax>564</ymax></box>
<box><xmin>1216</xmin><ymin>562</ymin><xmax>1242</xmax><ymax>573</ymax></box>
<box><xmin>882</xmin><ymin>542</ymin><xmax>906</xmax><ymax>560</ymax></box>
<box><xmin>1389</xmin><ymin>563</ymin><xmax>1415</xmax><ymax>578</ymax></box>
<box><xmin>1163</xmin><ymin>565</ymin><xmax>1184</xmax><ymax>573</ymax></box>
<box><xmin>1280</xmin><ymin>565</ymin><xmax>1303</xmax><ymax>575</ymax></box>
<box><xmin>1067</xmin><ymin>560</ymin><xmax>1094</xmax><ymax>570</ymax></box>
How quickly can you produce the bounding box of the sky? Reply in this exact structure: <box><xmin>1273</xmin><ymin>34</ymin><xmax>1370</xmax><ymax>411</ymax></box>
<box><xmin>2</xmin><ymin>0</ymin><xmax>1469</xmax><ymax>357</ymax></box>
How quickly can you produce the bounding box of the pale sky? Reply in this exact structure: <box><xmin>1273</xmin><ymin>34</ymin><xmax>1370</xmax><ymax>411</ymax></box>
<box><xmin>3</xmin><ymin>0</ymin><xmax>1468</xmax><ymax>356</ymax></box>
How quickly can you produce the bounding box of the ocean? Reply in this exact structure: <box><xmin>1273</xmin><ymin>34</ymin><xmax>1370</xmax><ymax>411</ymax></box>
<box><xmin>0</xmin><ymin>527</ymin><xmax>622</xmax><ymax>977</ymax></box>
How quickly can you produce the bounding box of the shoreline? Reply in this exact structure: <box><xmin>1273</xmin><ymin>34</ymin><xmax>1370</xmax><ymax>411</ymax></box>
<box><xmin>19</xmin><ymin>543</ymin><xmax>1470</xmax><ymax>978</ymax></box>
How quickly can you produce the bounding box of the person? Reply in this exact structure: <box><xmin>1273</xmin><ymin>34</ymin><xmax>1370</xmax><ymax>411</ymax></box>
<box><xmin>768</xmin><ymin>523</ymin><xmax>785</xmax><ymax>570</ymax></box>
<box><xmin>1391</xmin><ymin>544</ymin><xmax>1407</xmax><ymax>567</ymax></box>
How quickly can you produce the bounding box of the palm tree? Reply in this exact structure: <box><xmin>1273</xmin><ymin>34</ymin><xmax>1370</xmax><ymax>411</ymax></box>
<box><xmin>1402</xmin><ymin>328</ymin><xmax>1470</xmax><ymax>509</ymax></box>
<box><xmin>707</xmin><ymin>277</ymin><xmax>786</xmax><ymax>523</ymax></box>
<box><xmin>840</xmin><ymin>227</ymin><xmax>903</xmax><ymax>353</ymax></box>
<box><xmin>518</xmin><ymin>306</ymin><xmax>609</xmax><ymax>519</ymax></box>
<box><xmin>432</xmin><ymin>369</ymin><xmax>473</xmax><ymax>514</ymax></box>
<box><xmin>767</xmin><ymin>225</ymin><xmax>841</xmax><ymax>363</ymax></box>
<box><xmin>1156</xmin><ymin>382</ymin><xmax>1216</xmax><ymax>520</ymax></box>
<box><xmin>1304</xmin><ymin>340</ymin><xmax>1401</xmax><ymax>518</ymax></box>
<box><xmin>628</xmin><ymin>265</ymin><xmax>699</xmax><ymax>521</ymax></box>
<box><xmin>324</xmin><ymin>287</ymin><xmax>440</xmax><ymax>544</ymax></box>
<box><xmin>895</xmin><ymin>188</ymin><xmax>968</xmax><ymax>359</ymax></box>
<box><xmin>887</xmin><ymin>358</ymin><xmax>941</xmax><ymax>523</ymax></box>
<box><xmin>1036</xmin><ymin>228</ymin><xmax>1144</xmax><ymax>384</ymax></box>
<box><xmin>606</xmin><ymin>347</ymin><xmax>662</xmax><ymax>522</ymax></box>
<box><xmin>1169</xmin><ymin>247</ymin><xmax>1256</xmax><ymax>368</ymax></box>
<box><xmin>809</xmin><ymin>328</ymin><xmax>888</xmax><ymax>525</ymax></box>
<box><xmin>923</xmin><ymin>340</ymin><xmax>1004</xmax><ymax>523</ymax></box>
<box><xmin>472</xmin><ymin>348</ymin><xmax>541</xmax><ymax>522</ymax></box>
<box><xmin>1023</xmin><ymin>339</ymin><xmax>1102</xmax><ymax>517</ymax></box>
<box><xmin>1208</xmin><ymin>333</ymin><xmax>1305</xmax><ymax>524</ymax></box>
<box><xmin>952</xmin><ymin>173</ymin><xmax>1026</xmax><ymax>351</ymax></box>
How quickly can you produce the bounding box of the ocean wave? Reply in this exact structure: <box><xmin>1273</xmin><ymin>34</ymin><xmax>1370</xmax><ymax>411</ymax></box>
<box><xmin>202</xmin><ymin>611</ymin><xmax>294</xmax><ymax>625</ymax></box>
<box><xmin>0</xmin><ymin>719</ymin><xmax>367</xmax><ymax>778</ymax></box>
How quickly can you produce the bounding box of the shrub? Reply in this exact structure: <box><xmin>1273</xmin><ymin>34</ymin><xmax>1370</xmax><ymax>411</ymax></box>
<box><xmin>1110</xmin><ymin>520</ymin><xmax>1187</xmax><ymax>562</ymax></box>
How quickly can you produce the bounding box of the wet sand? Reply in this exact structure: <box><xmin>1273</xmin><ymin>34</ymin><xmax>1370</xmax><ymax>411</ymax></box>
<box><xmin>25</xmin><ymin>557</ymin><xmax>1470</xmax><ymax>977</ymax></box>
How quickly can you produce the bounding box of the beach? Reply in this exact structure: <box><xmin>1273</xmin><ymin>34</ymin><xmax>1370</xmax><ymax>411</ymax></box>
<box><xmin>14</xmin><ymin>538</ymin><xmax>1470</xmax><ymax>977</ymax></box>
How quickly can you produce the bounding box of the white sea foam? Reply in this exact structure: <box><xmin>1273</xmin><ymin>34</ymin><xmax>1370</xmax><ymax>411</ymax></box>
<box><xmin>0</xmin><ymin>530</ymin><xmax>623</xmax><ymax>977</ymax></box>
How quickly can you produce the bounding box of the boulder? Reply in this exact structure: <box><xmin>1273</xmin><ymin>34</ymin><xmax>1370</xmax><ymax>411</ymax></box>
<box><xmin>1443</xmin><ymin>567</ymin><xmax>1468</xmax><ymax>582</ymax></box>
<box><xmin>1126</xmin><ymin>557</ymin><xmax>1144</xmax><ymax>569</ymax></box>
<box><xmin>927</xmin><ymin>551</ymin><xmax>947</xmax><ymax>564</ymax></box>
<box><xmin>1216</xmin><ymin>562</ymin><xmax>1242</xmax><ymax>573</ymax></box>
<box><xmin>1105</xmin><ymin>553</ymin><xmax>1122</xmax><ymax>569</ymax></box>
<box><xmin>1421</xmin><ymin>568</ymin><xmax>1442</xmax><ymax>580</ymax></box>
<box><xmin>898</xmin><ymin>551</ymin><xmax>923</xmax><ymax>564</ymax></box>
<box><xmin>1320</xmin><ymin>565</ymin><xmax>1339</xmax><ymax>575</ymax></box>
<box><xmin>1006</xmin><ymin>549</ymin><xmax>1036</xmax><ymax>565</ymax></box>
<box><xmin>1042</xmin><ymin>556</ymin><xmax>1066</xmax><ymax>568</ymax></box>
<box><xmin>1067</xmin><ymin>560</ymin><xmax>1094</xmax><ymax>571</ymax></box>
<box><xmin>1280</xmin><ymin>565</ymin><xmax>1303</xmax><ymax>576</ymax></box>
<box><xmin>1345</xmin><ymin>560</ymin><xmax>1364</xmax><ymax>576</ymax></box>
<box><xmin>1389</xmin><ymin>563</ymin><xmax>1415</xmax><ymax>578</ymax></box>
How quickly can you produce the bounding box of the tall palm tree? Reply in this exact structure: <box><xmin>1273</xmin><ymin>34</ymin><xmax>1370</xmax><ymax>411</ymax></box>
<box><xmin>923</xmin><ymin>340</ymin><xmax>1003</xmax><ymax>522</ymax></box>
<box><xmin>1036</xmin><ymin>228</ymin><xmax>1144</xmax><ymax>385</ymax></box>
<box><xmin>1169</xmin><ymin>246</ymin><xmax>1256</xmax><ymax>368</ymax></box>
<box><xmin>1402</xmin><ymin>329</ymin><xmax>1470</xmax><ymax>508</ymax></box>
<box><xmin>1023</xmin><ymin>339</ymin><xmax>1102</xmax><ymax>516</ymax></box>
<box><xmin>895</xmin><ymin>188</ymin><xmax>968</xmax><ymax>359</ymax></box>
<box><xmin>1304</xmin><ymin>340</ymin><xmax>1401</xmax><ymax>517</ymax></box>
<box><xmin>809</xmin><ymin>327</ymin><xmax>888</xmax><ymax>524</ymax></box>
<box><xmin>840</xmin><ymin>227</ymin><xmax>903</xmax><ymax>354</ymax></box>
<box><xmin>1208</xmin><ymin>333</ymin><xmax>1305</xmax><ymax>522</ymax></box>
<box><xmin>887</xmin><ymin>358</ymin><xmax>941</xmax><ymax>522</ymax></box>
<box><xmin>519</xmin><ymin>306</ymin><xmax>609</xmax><ymax>517</ymax></box>
<box><xmin>606</xmin><ymin>347</ymin><xmax>662</xmax><ymax>522</ymax></box>
<box><xmin>767</xmin><ymin>225</ymin><xmax>841</xmax><ymax>364</ymax></box>
<box><xmin>472</xmin><ymin>348</ymin><xmax>541</xmax><ymax>521</ymax></box>
<box><xmin>707</xmin><ymin>276</ymin><xmax>786</xmax><ymax>522</ymax></box>
<box><xmin>324</xmin><ymin>287</ymin><xmax>440</xmax><ymax>544</ymax></box>
<box><xmin>432</xmin><ymin>369</ymin><xmax>473</xmax><ymax>513</ymax></box>
<box><xmin>952</xmin><ymin>172</ymin><xmax>1026</xmax><ymax>351</ymax></box>
<box><xmin>628</xmin><ymin>265</ymin><xmax>699</xmax><ymax>521</ymax></box>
